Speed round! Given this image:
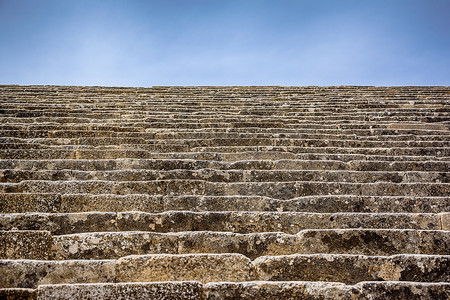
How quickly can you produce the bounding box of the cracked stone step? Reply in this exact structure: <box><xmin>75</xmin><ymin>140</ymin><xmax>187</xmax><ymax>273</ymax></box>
<box><xmin>190</xmin><ymin>146</ymin><xmax>449</xmax><ymax>157</ymax></box>
<box><xmin>1</xmin><ymin>229</ymin><xmax>448</xmax><ymax>260</ymax></box>
<box><xmin>1</xmin><ymin>124</ymin><xmax>448</xmax><ymax>137</ymax></box>
<box><xmin>1</xmin><ymin>107</ymin><xmax>445</xmax><ymax>118</ymax></box>
<box><xmin>37</xmin><ymin>282</ymin><xmax>202</xmax><ymax>300</ymax></box>
<box><xmin>1</xmin><ymin>169</ymin><xmax>447</xmax><ymax>184</ymax></box>
<box><xmin>1</xmin><ymin>145</ymin><xmax>449</xmax><ymax>161</ymax></box>
<box><xmin>2</xmin><ymin>103</ymin><xmax>447</xmax><ymax>111</ymax></box>
<box><xmin>34</xmin><ymin>281</ymin><xmax>450</xmax><ymax>300</ymax></box>
<box><xmin>2</xmin><ymin>180</ymin><xmax>447</xmax><ymax>198</ymax></box>
<box><xmin>1</xmin><ymin>129</ymin><xmax>449</xmax><ymax>142</ymax></box>
<box><xmin>254</xmin><ymin>254</ymin><xmax>450</xmax><ymax>284</ymax></box>
<box><xmin>1</xmin><ymin>159</ymin><xmax>448</xmax><ymax>172</ymax></box>
<box><xmin>2</xmin><ymin>107</ymin><xmax>447</xmax><ymax>117</ymax></box>
<box><xmin>2</xmin><ymin>253</ymin><xmax>446</xmax><ymax>288</ymax></box>
<box><xmin>1</xmin><ymin>147</ymin><xmax>448</xmax><ymax>160</ymax></box>
<box><xmin>203</xmin><ymin>281</ymin><xmax>450</xmax><ymax>300</ymax></box>
<box><xmin>1</xmin><ymin>211</ymin><xmax>445</xmax><ymax>235</ymax></box>
<box><xmin>2</xmin><ymin>194</ymin><xmax>448</xmax><ymax>214</ymax></box>
<box><xmin>0</xmin><ymin>136</ymin><xmax>448</xmax><ymax>148</ymax></box>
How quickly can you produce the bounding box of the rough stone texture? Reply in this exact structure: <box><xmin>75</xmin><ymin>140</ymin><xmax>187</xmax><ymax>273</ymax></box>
<box><xmin>203</xmin><ymin>281</ymin><xmax>354</xmax><ymax>299</ymax></box>
<box><xmin>115</xmin><ymin>254</ymin><xmax>255</xmax><ymax>283</ymax></box>
<box><xmin>0</xmin><ymin>231</ymin><xmax>52</xmax><ymax>259</ymax></box>
<box><xmin>45</xmin><ymin>229</ymin><xmax>450</xmax><ymax>260</ymax></box>
<box><xmin>2</xmin><ymin>194</ymin><xmax>449</xmax><ymax>214</ymax></box>
<box><xmin>0</xmin><ymin>211</ymin><xmax>442</xmax><ymax>235</ymax></box>
<box><xmin>0</xmin><ymin>288</ymin><xmax>37</xmax><ymax>300</ymax></box>
<box><xmin>35</xmin><ymin>281</ymin><xmax>450</xmax><ymax>300</ymax></box>
<box><xmin>0</xmin><ymin>260</ymin><xmax>115</xmax><ymax>288</ymax></box>
<box><xmin>254</xmin><ymin>254</ymin><xmax>450</xmax><ymax>284</ymax></box>
<box><xmin>440</xmin><ymin>212</ymin><xmax>450</xmax><ymax>231</ymax></box>
<box><xmin>37</xmin><ymin>282</ymin><xmax>202</xmax><ymax>300</ymax></box>
<box><xmin>296</xmin><ymin>229</ymin><xmax>450</xmax><ymax>256</ymax></box>
<box><xmin>204</xmin><ymin>281</ymin><xmax>450</xmax><ymax>300</ymax></box>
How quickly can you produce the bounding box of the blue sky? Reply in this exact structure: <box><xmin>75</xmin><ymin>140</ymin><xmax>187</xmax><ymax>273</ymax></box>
<box><xmin>0</xmin><ymin>0</ymin><xmax>449</xmax><ymax>86</ymax></box>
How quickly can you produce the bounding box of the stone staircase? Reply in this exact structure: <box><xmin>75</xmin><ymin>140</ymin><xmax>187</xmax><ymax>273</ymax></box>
<box><xmin>0</xmin><ymin>85</ymin><xmax>449</xmax><ymax>299</ymax></box>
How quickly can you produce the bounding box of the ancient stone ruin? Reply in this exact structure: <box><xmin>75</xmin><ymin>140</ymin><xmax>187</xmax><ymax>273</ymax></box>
<box><xmin>0</xmin><ymin>85</ymin><xmax>449</xmax><ymax>299</ymax></box>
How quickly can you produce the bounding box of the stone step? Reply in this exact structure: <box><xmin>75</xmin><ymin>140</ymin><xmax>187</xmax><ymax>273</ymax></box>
<box><xmin>1</xmin><ymin>124</ymin><xmax>448</xmax><ymax>136</ymax></box>
<box><xmin>1</xmin><ymin>211</ymin><xmax>446</xmax><ymax>235</ymax></box>
<box><xmin>2</xmin><ymin>116</ymin><xmax>448</xmax><ymax>131</ymax></box>
<box><xmin>2</xmin><ymin>97</ymin><xmax>448</xmax><ymax>104</ymax></box>
<box><xmin>1</xmin><ymin>97</ymin><xmax>448</xmax><ymax>105</ymax></box>
<box><xmin>190</xmin><ymin>146</ymin><xmax>450</xmax><ymax>156</ymax></box>
<box><xmin>2</xmin><ymin>158</ymin><xmax>448</xmax><ymax>172</ymax></box>
<box><xmin>1</xmin><ymin>97</ymin><xmax>447</xmax><ymax>105</ymax></box>
<box><xmin>1</xmin><ymin>254</ymin><xmax>447</xmax><ymax>288</ymax></box>
<box><xmin>255</xmin><ymin>254</ymin><xmax>450</xmax><ymax>284</ymax></box>
<box><xmin>2</xmin><ymin>180</ymin><xmax>448</xmax><ymax>198</ymax></box>
<box><xmin>1</xmin><ymin>229</ymin><xmax>448</xmax><ymax>260</ymax></box>
<box><xmin>1</xmin><ymin>121</ymin><xmax>448</xmax><ymax>134</ymax></box>
<box><xmin>2</xmin><ymin>136</ymin><xmax>448</xmax><ymax>148</ymax></box>
<box><xmin>2</xmin><ymin>130</ymin><xmax>449</xmax><ymax>142</ymax></box>
<box><xmin>1</xmin><ymin>193</ymin><xmax>448</xmax><ymax>214</ymax></box>
<box><xmin>0</xmin><ymin>288</ymin><xmax>37</xmax><ymax>300</ymax></box>
<box><xmin>1</xmin><ymin>115</ymin><xmax>448</xmax><ymax>126</ymax></box>
<box><xmin>1</xmin><ymin>148</ymin><xmax>448</xmax><ymax>159</ymax></box>
<box><xmin>3</xmin><ymin>105</ymin><xmax>448</xmax><ymax>113</ymax></box>
<box><xmin>1</xmin><ymin>169</ymin><xmax>447</xmax><ymax>184</ymax></box>
<box><xmin>19</xmin><ymin>281</ymin><xmax>446</xmax><ymax>300</ymax></box>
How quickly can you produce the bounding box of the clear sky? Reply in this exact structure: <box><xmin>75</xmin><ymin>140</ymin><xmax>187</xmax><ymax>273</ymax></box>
<box><xmin>0</xmin><ymin>0</ymin><xmax>449</xmax><ymax>86</ymax></box>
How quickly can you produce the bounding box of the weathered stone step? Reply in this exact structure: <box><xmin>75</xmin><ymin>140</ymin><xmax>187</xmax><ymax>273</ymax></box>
<box><xmin>2</xmin><ymin>96</ymin><xmax>448</xmax><ymax>105</ymax></box>
<box><xmin>2</xmin><ymin>136</ymin><xmax>448</xmax><ymax>149</ymax></box>
<box><xmin>1</xmin><ymin>123</ymin><xmax>448</xmax><ymax>137</ymax></box>
<box><xmin>36</xmin><ymin>282</ymin><xmax>201</xmax><ymax>300</ymax></box>
<box><xmin>2</xmin><ymin>143</ymin><xmax>450</xmax><ymax>155</ymax></box>
<box><xmin>24</xmin><ymin>281</ymin><xmax>448</xmax><ymax>300</ymax></box>
<box><xmin>2</xmin><ymin>194</ymin><xmax>448</xmax><ymax>214</ymax></box>
<box><xmin>2</xmin><ymin>158</ymin><xmax>448</xmax><ymax>172</ymax></box>
<box><xmin>10</xmin><ymin>105</ymin><xmax>445</xmax><ymax>115</ymax></box>
<box><xmin>1</xmin><ymin>169</ymin><xmax>446</xmax><ymax>184</ymax></box>
<box><xmin>1</xmin><ymin>229</ymin><xmax>448</xmax><ymax>260</ymax></box>
<box><xmin>1</xmin><ymin>211</ymin><xmax>445</xmax><ymax>235</ymax></box>
<box><xmin>2</xmin><ymin>116</ymin><xmax>448</xmax><ymax>132</ymax></box>
<box><xmin>0</xmin><ymin>288</ymin><xmax>37</xmax><ymax>300</ymax></box>
<box><xmin>255</xmin><ymin>254</ymin><xmax>450</xmax><ymax>284</ymax></box>
<box><xmin>3</xmin><ymin>130</ymin><xmax>449</xmax><ymax>142</ymax></box>
<box><xmin>2</xmin><ymin>107</ymin><xmax>449</xmax><ymax>122</ymax></box>
<box><xmin>1</xmin><ymin>100</ymin><xmax>448</xmax><ymax>111</ymax></box>
<box><xmin>2</xmin><ymin>113</ymin><xmax>448</xmax><ymax>126</ymax></box>
<box><xmin>4</xmin><ymin>93</ymin><xmax>448</xmax><ymax>102</ymax></box>
<box><xmin>191</xmin><ymin>146</ymin><xmax>449</xmax><ymax>157</ymax></box>
<box><xmin>1</xmin><ymin>147</ymin><xmax>448</xmax><ymax>159</ymax></box>
<box><xmin>1</xmin><ymin>97</ymin><xmax>448</xmax><ymax>106</ymax></box>
<box><xmin>1</xmin><ymin>254</ymin><xmax>447</xmax><ymax>288</ymax></box>
<box><xmin>2</xmin><ymin>180</ymin><xmax>447</xmax><ymax>198</ymax></box>
<box><xmin>2</xmin><ymin>97</ymin><xmax>447</xmax><ymax>106</ymax></box>
<box><xmin>3</xmin><ymin>108</ymin><xmax>448</xmax><ymax>120</ymax></box>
